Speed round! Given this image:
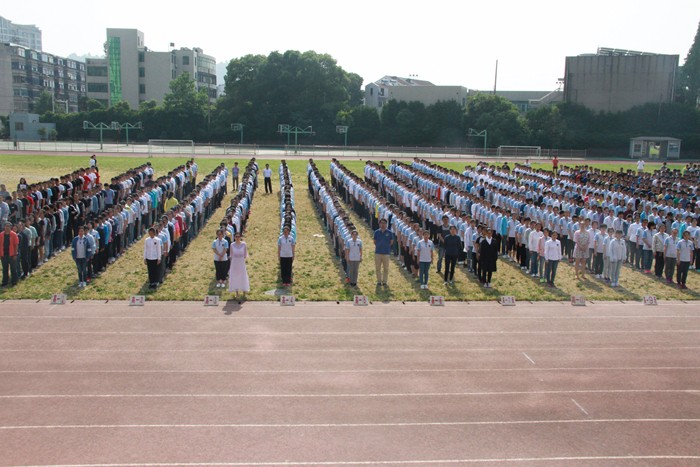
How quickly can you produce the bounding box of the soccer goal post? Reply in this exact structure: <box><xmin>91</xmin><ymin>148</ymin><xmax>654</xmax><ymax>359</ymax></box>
<box><xmin>147</xmin><ymin>139</ymin><xmax>195</xmax><ymax>158</ymax></box>
<box><xmin>497</xmin><ymin>146</ymin><xmax>542</xmax><ymax>158</ymax></box>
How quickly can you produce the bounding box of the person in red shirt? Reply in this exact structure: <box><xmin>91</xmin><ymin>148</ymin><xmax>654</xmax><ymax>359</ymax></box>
<box><xmin>0</xmin><ymin>223</ymin><xmax>20</xmax><ymax>286</ymax></box>
<box><xmin>552</xmin><ymin>156</ymin><xmax>559</xmax><ymax>175</ymax></box>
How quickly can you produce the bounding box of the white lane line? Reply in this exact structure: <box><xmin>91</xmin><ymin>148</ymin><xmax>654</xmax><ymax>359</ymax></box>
<box><xmin>9</xmin><ymin>456</ymin><xmax>700</xmax><ymax>466</ymax></box>
<box><xmin>0</xmin><ymin>389</ymin><xmax>697</xmax><ymax>399</ymax></box>
<box><xmin>1</xmin><ymin>419</ymin><xmax>699</xmax><ymax>430</ymax></box>
<box><xmin>1</xmin><ymin>330</ymin><xmax>699</xmax><ymax>335</ymax></box>
<box><xmin>522</xmin><ymin>352</ymin><xmax>536</xmax><ymax>365</ymax></box>
<box><xmin>571</xmin><ymin>398</ymin><xmax>590</xmax><ymax>416</ymax></box>
<box><xmin>1</xmin><ymin>366</ymin><xmax>698</xmax><ymax>374</ymax></box>
<box><xmin>3</xmin><ymin>347</ymin><xmax>700</xmax><ymax>353</ymax></box>
<box><xmin>0</xmin><ymin>315</ymin><xmax>698</xmax><ymax>320</ymax></box>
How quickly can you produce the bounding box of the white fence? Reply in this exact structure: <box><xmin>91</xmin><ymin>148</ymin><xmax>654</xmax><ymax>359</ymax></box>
<box><xmin>0</xmin><ymin>141</ymin><xmax>588</xmax><ymax>160</ymax></box>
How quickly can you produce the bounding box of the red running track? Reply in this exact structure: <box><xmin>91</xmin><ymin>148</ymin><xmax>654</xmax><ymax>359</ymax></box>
<box><xmin>0</xmin><ymin>299</ymin><xmax>698</xmax><ymax>466</ymax></box>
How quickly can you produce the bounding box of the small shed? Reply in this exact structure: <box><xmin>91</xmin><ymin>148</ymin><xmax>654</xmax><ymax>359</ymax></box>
<box><xmin>629</xmin><ymin>136</ymin><xmax>681</xmax><ymax>160</ymax></box>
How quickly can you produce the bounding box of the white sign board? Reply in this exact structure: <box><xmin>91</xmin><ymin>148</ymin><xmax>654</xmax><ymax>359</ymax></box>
<box><xmin>129</xmin><ymin>295</ymin><xmax>146</xmax><ymax>306</ymax></box>
<box><xmin>643</xmin><ymin>295</ymin><xmax>658</xmax><ymax>306</ymax></box>
<box><xmin>500</xmin><ymin>296</ymin><xmax>516</xmax><ymax>306</ymax></box>
<box><xmin>353</xmin><ymin>295</ymin><xmax>369</xmax><ymax>306</ymax></box>
<box><xmin>429</xmin><ymin>296</ymin><xmax>445</xmax><ymax>306</ymax></box>
<box><xmin>204</xmin><ymin>295</ymin><xmax>220</xmax><ymax>306</ymax></box>
<box><xmin>571</xmin><ymin>295</ymin><xmax>586</xmax><ymax>306</ymax></box>
<box><xmin>51</xmin><ymin>293</ymin><xmax>66</xmax><ymax>305</ymax></box>
<box><xmin>280</xmin><ymin>295</ymin><xmax>295</xmax><ymax>306</ymax></box>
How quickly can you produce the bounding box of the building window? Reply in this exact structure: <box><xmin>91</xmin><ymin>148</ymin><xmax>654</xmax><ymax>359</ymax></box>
<box><xmin>172</xmin><ymin>70</ymin><xmax>176</xmax><ymax>79</ymax></box>
<box><xmin>370</xmin><ymin>88</ymin><xmax>373</xmax><ymax>96</ymax></box>
<box><xmin>182</xmin><ymin>56</ymin><xmax>189</xmax><ymax>66</ymax></box>
<box><xmin>139</xmin><ymin>84</ymin><xmax>146</xmax><ymax>94</ymax></box>
<box><xmin>15</xmin><ymin>122</ymin><xmax>24</xmax><ymax>131</ymax></box>
<box><xmin>87</xmin><ymin>83</ymin><xmax>109</xmax><ymax>93</ymax></box>
<box><xmin>87</xmin><ymin>66</ymin><xmax>108</xmax><ymax>77</ymax></box>
<box><xmin>139</xmin><ymin>67</ymin><xmax>145</xmax><ymax>78</ymax></box>
<box><xmin>139</xmin><ymin>51</ymin><xmax>145</xmax><ymax>63</ymax></box>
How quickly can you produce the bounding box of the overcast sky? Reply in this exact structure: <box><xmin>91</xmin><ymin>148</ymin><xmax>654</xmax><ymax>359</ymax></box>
<box><xmin>4</xmin><ymin>0</ymin><xmax>700</xmax><ymax>90</ymax></box>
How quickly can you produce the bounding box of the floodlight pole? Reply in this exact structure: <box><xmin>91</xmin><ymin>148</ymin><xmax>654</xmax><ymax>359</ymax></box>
<box><xmin>468</xmin><ymin>128</ymin><xmax>488</xmax><ymax>156</ymax></box>
<box><xmin>231</xmin><ymin>123</ymin><xmax>244</xmax><ymax>144</ymax></box>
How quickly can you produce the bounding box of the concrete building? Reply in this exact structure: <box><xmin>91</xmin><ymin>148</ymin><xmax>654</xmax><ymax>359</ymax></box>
<box><xmin>0</xmin><ymin>16</ymin><xmax>42</xmax><ymax>51</ymax></box>
<box><xmin>86</xmin><ymin>28</ymin><xmax>217</xmax><ymax>109</ymax></box>
<box><xmin>564</xmin><ymin>48</ymin><xmax>679</xmax><ymax>113</ymax></box>
<box><xmin>365</xmin><ymin>76</ymin><xmax>437</xmax><ymax>109</ymax></box>
<box><xmin>9</xmin><ymin>113</ymin><xmax>56</xmax><ymax>141</ymax></box>
<box><xmin>0</xmin><ymin>43</ymin><xmax>86</xmax><ymax>116</ymax></box>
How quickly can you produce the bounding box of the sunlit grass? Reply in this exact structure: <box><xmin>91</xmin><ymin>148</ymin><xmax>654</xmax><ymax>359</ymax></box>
<box><xmin>0</xmin><ymin>154</ymin><xmax>697</xmax><ymax>301</ymax></box>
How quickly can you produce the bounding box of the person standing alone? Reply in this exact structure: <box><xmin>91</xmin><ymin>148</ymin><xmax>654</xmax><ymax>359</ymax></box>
<box><xmin>344</xmin><ymin>230</ymin><xmax>362</xmax><ymax>287</ymax></box>
<box><xmin>143</xmin><ymin>227</ymin><xmax>162</xmax><ymax>289</ymax></box>
<box><xmin>278</xmin><ymin>226</ymin><xmax>295</xmax><ymax>286</ymax></box>
<box><xmin>373</xmin><ymin>218</ymin><xmax>393</xmax><ymax>287</ymax></box>
<box><xmin>71</xmin><ymin>225</ymin><xmax>93</xmax><ymax>288</ymax></box>
<box><xmin>263</xmin><ymin>164</ymin><xmax>273</xmax><ymax>194</ymax></box>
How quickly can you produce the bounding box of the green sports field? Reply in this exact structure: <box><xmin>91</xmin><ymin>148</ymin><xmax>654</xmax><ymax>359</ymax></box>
<box><xmin>0</xmin><ymin>153</ymin><xmax>696</xmax><ymax>302</ymax></box>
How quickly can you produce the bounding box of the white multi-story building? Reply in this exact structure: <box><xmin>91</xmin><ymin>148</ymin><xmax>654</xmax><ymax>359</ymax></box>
<box><xmin>86</xmin><ymin>28</ymin><xmax>217</xmax><ymax>109</ymax></box>
<box><xmin>0</xmin><ymin>16</ymin><xmax>42</xmax><ymax>51</ymax></box>
<box><xmin>364</xmin><ymin>75</ymin><xmax>469</xmax><ymax>110</ymax></box>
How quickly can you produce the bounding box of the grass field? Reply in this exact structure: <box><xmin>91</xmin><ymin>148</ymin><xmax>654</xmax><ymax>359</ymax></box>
<box><xmin>0</xmin><ymin>153</ymin><xmax>696</xmax><ymax>302</ymax></box>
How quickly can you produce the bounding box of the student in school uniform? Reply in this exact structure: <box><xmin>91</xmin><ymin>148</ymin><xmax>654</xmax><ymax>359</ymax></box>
<box><xmin>263</xmin><ymin>164</ymin><xmax>273</xmax><ymax>194</ymax></box>
<box><xmin>143</xmin><ymin>227</ymin><xmax>162</xmax><ymax>289</ymax></box>
<box><xmin>278</xmin><ymin>226</ymin><xmax>295</xmax><ymax>286</ymax></box>
<box><xmin>344</xmin><ymin>230</ymin><xmax>362</xmax><ymax>287</ymax></box>
<box><xmin>212</xmin><ymin>229</ymin><xmax>230</xmax><ymax>288</ymax></box>
<box><xmin>416</xmin><ymin>230</ymin><xmax>435</xmax><ymax>289</ymax></box>
<box><xmin>231</xmin><ymin>162</ymin><xmax>240</xmax><ymax>191</ymax></box>
<box><xmin>652</xmin><ymin>224</ymin><xmax>668</xmax><ymax>279</ymax></box>
<box><xmin>544</xmin><ymin>230</ymin><xmax>562</xmax><ymax>287</ymax></box>
<box><xmin>676</xmin><ymin>230</ymin><xmax>694</xmax><ymax>289</ymax></box>
<box><xmin>608</xmin><ymin>230</ymin><xmax>626</xmax><ymax>287</ymax></box>
<box><xmin>71</xmin><ymin>225</ymin><xmax>94</xmax><ymax>288</ymax></box>
<box><xmin>663</xmin><ymin>228</ymin><xmax>679</xmax><ymax>284</ymax></box>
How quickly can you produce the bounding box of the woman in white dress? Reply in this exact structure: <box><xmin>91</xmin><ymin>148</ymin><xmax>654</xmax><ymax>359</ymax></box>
<box><xmin>228</xmin><ymin>232</ymin><xmax>250</xmax><ymax>297</ymax></box>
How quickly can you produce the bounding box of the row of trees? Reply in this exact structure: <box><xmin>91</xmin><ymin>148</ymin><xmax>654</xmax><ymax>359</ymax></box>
<box><xmin>20</xmin><ymin>21</ymin><xmax>700</xmax><ymax>151</ymax></box>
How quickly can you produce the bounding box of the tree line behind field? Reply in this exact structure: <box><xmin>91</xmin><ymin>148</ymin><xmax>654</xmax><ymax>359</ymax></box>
<box><xmin>6</xmin><ymin>26</ymin><xmax>700</xmax><ymax>152</ymax></box>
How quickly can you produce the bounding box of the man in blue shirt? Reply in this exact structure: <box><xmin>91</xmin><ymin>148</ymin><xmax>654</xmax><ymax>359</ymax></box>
<box><xmin>373</xmin><ymin>218</ymin><xmax>393</xmax><ymax>286</ymax></box>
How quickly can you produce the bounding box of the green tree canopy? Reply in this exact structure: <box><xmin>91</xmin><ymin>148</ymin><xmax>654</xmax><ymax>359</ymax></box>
<box><xmin>678</xmin><ymin>21</ymin><xmax>700</xmax><ymax>106</ymax></box>
<box><xmin>221</xmin><ymin>50</ymin><xmax>363</xmax><ymax>143</ymax></box>
<box><xmin>463</xmin><ymin>94</ymin><xmax>528</xmax><ymax>148</ymax></box>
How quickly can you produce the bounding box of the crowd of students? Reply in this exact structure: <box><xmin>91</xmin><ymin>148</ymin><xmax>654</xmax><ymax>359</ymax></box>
<box><xmin>278</xmin><ymin>161</ymin><xmax>296</xmax><ymax>286</ymax></box>
<box><xmin>142</xmin><ymin>163</ymin><xmax>228</xmax><ymax>289</ymax></box>
<box><xmin>0</xmin><ymin>162</ymin><xmax>159</xmax><ymax>287</ymax></box>
<box><xmin>307</xmin><ymin>159</ymin><xmax>362</xmax><ymax>286</ymax></box>
<box><xmin>212</xmin><ymin>159</ymin><xmax>258</xmax><ymax>293</ymax></box>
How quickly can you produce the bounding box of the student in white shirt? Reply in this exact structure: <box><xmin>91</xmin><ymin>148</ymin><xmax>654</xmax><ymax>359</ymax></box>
<box><xmin>263</xmin><ymin>164</ymin><xmax>273</xmax><ymax>194</ymax></box>
<box><xmin>416</xmin><ymin>230</ymin><xmax>435</xmax><ymax>289</ymax></box>
<box><xmin>212</xmin><ymin>229</ymin><xmax>230</xmax><ymax>288</ymax></box>
<box><xmin>663</xmin><ymin>228</ymin><xmax>679</xmax><ymax>283</ymax></box>
<box><xmin>344</xmin><ymin>230</ymin><xmax>362</xmax><ymax>287</ymax></box>
<box><xmin>608</xmin><ymin>230</ymin><xmax>626</xmax><ymax>287</ymax></box>
<box><xmin>676</xmin><ymin>230</ymin><xmax>694</xmax><ymax>289</ymax></box>
<box><xmin>143</xmin><ymin>227</ymin><xmax>162</xmax><ymax>289</ymax></box>
<box><xmin>278</xmin><ymin>226</ymin><xmax>296</xmax><ymax>286</ymax></box>
<box><xmin>544</xmin><ymin>231</ymin><xmax>562</xmax><ymax>287</ymax></box>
